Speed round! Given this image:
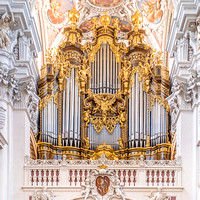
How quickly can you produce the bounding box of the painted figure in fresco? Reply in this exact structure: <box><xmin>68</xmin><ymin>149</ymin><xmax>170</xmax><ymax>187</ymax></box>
<box><xmin>89</xmin><ymin>0</ymin><xmax>122</xmax><ymax>7</ymax></box>
<box><xmin>140</xmin><ymin>0</ymin><xmax>163</xmax><ymax>23</ymax></box>
<box><xmin>0</xmin><ymin>12</ymin><xmax>14</xmax><ymax>49</ymax></box>
<box><xmin>47</xmin><ymin>0</ymin><xmax>74</xmax><ymax>24</ymax></box>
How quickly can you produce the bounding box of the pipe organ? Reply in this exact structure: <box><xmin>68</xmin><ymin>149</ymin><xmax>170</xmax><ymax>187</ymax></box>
<box><xmin>37</xmin><ymin>8</ymin><xmax>171</xmax><ymax>160</ymax></box>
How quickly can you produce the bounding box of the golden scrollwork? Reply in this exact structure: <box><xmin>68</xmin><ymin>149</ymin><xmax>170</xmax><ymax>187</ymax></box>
<box><xmin>150</xmin><ymin>94</ymin><xmax>170</xmax><ymax>112</ymax></box>
<box><xmin>90</xmin><ymin>142</ymin><xmax>118</xmax><ymax>160</ymax></box>
<box><xmin>91</xmin><ymin>116</ymin><xmax>119</xmax><ymax>134</ymax></box>
<box><xmin>84</xmin><ymin>92</ymin><xmax>125</xmax><ymax>134</ymax></box>
<box><xmin>39</xmin><ymin>92</ymin><xmax>58</xmax><ymax>111</ymax></box>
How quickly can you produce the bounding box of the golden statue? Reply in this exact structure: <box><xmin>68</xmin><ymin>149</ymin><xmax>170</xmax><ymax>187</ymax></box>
<box><xmin>78</xmin><ymin>57</ymin><xmax>91</xmax><ymax>93</ymax></box>
<box><xmin>118</xmin><ymin>138</ymin><xmax>124</xmax><ymax>150</ymax></box>
<box><xmin>119</xmin><ymin>58</ymin><xmax>132</xmax><ymax>93</ymax></box>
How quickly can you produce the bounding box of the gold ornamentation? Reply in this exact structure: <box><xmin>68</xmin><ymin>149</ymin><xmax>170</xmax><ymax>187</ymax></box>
<box><xmin>131</xmin><ymin>10</ymin><xmax>143</xmax><ymax>31</ymax></box>
<box><xmin>68</xmin><ymin>6</ymin><xmax>80</xmax><ymax>28</ymax></box>
<box><xmin>146</xmin><ymin>134</ymin><xmax>150</xmax><ymax>147</ymax></box>
<box><xmin>98</xmin><ymin>164</ymin><xmax>107</xmax><ymax>169</ymax></box>
<box><xmin>84</xmin><ymin>92</ymin><xmax>125</xmax><ymax>134</ymax></box>
<box><xmin>78</xmin><ymin>57</ymin><xmax>91</xmax><ymax>94</ymax></box>
<box><xmin>90</xmin><ymin>142</ymin><xmax>118</xmax><ymax>160</ymax></box>
<box><xmin>150</xmin><ymin>94</ymin><xmax>170</xmax><ymax>112</ymax></box>
<box><xmin>100</xmin><ymin>11</ymin><xmax>111</xmax><ymax>27</ymax></box>
<box><xmin>118</xmin><ymin>138</ymin><xmax>124</xmax><ymax>150</ymax></box>
<box><xmin>91</xmin><ymin>116</ymin><xmax>119</xmax><ymax>134</ymax></box>
<box><xmin>119</xmin><ymin>57</ymin><xmax>132</xmax><ymax>93</ymax></box>
<box><xmin>84</xmin><ymin>137</ymin><xmax>90</xmax><ymax>150</ymax></box>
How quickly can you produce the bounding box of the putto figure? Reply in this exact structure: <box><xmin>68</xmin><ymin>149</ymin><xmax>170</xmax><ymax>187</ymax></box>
<box><xmin>0</xmin><ymin>12</ymin><xmax>15</xmax><ymax>49</ymax></box>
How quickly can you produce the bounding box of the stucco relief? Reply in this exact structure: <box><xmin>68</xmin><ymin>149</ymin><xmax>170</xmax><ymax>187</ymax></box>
<box><xmin>76</xmin><ymin>165</ymin><xmax>127</xmax><ymax>200</ymax></box>
<box><xmin>32</xmin><ymin>187</ymin><xmax>54</xmax><ymax>200</ymax></box>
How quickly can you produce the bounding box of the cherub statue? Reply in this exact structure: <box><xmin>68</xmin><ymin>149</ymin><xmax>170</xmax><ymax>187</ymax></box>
<box><xmin>113</xmin><ymin>179</ymin><xmax>125</xmax><ymax>200</ymax></box>
<box><xmin>32</xmin><ymin>187</ymin><xmax>54</xmax><ymax>200</ymax></box>
<box><xmin>84</xmin><ymin>137</ymin><xmax>90</xmax><ymax>150</ymax></box>
<box><xmin>148</xmin><ymin>187</ymin><xmax>169</xmax><ymax>200</ymax></box>
<box><xmin>40</xmin><ymin>187</ymin><xmax>54</xmax><ymax>200</ymax></box>
<box><xmin>0</xmin><ymin>12</ymin><xmax>15</xmax><ymax>49</ymax></box>
<box><xmin>81</xmin><ymin>179</ymin><xmax>93</xmax><ymax>200</ymax></box>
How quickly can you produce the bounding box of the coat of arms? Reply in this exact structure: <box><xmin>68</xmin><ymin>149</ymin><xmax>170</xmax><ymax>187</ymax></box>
<box><xmin>96</xmin><ymin>176</ymin><xmax>110</xmax><ymax>196</ymax></box>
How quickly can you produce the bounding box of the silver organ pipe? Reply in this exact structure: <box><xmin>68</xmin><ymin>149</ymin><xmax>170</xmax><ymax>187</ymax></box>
<box><xmin>41</xmin><ymin>97</ymin><xmax>58</xmax><ymax>145</ymax></box>
<box><xmin>90</xmin><ymin>43</ymin><xmax>119</xmax><ymax>94</ymax></box>
<box><xmin>139</xmin><ymin>81</ymin><xmax>144</xmax><ymax>147</ymax></box>
<box><xmin>106</xmin><ymin>43</ymin><xmax>109</xmax><ymax>93</ymax></box>
<box><xmin>135</xmin><ymin>73</ymin><xmax>139</xmax><ymax>147</ymax></box>
<box><xmin>88</xmin><ymin>43</ymin><xmax>121</xmax><ymax>148</ymax></box>
<box><xmin>143</xmin><ymin>92</ymin><xmax>147</xmax><ymax>146</ymax></box>
<box><xmin>148</xmin><ymin>99</ymin><xmax>168</xmax><ymax>146</ymax></box>
<box><xmin>88</xmin><ymin>124</ymin><xmax>120</xmax><ymax>151</ymax></box>
<box><xmin>62</xmin><ymin>68</ymin><xmax>81</xmax><ymax>147</ymax></box>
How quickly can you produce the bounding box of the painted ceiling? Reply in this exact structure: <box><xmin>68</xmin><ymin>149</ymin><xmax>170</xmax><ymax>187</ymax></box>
<box><xmin>40</xmin><ymin>0</ymin><xmax>172</xmax><ymax>58</ymax></box>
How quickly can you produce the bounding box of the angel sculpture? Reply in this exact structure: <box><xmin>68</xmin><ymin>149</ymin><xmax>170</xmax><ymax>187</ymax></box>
<box><xmin>32</xmin><ymin>187</ymin><xmax>54</xmax><ymax>200</ymax></box>
<box><xmin>81</xmin><ymin>179</ymin><xmax>93</xmax><ymax>200</ymax></box>
<box><xmin>0</xmin><ymin>12</ymin><xmax>15</xmax><ymax>49</ymax></box>
<box><xmin>148</xmin><ymin>187</ymin><xmax>169</xmax><ymax>200</ymax></box>
<box><xmin>113</xmin><ymin>180</ymin><xmax>126</xmax><ymax>200</ymax></box>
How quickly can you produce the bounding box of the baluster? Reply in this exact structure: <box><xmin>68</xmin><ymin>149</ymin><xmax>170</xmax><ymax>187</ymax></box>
<box><xmin>79</xmin><ymin>170</ymin><xmax>83</xmax><ymax>186</ymax></box>
<box><xmin>128</xmin><ymin>170</ymin><xmax>131</xmax><ymax>186</ymax></box>
<box><xmin>41</xmin><ymin>170</ymin><xmax>44</xmax><ymax>186</ymax></box>
<box><xmin>56</xmin><ymin>170</ymin><xmax>59</xmax><ymax>186</ymax></box>
<box><xmin>50</xmin><ymin>170</ymin><xmax>53</xmax><ymax>186</ymax></box>
<box><xmin>146</xmin><ymin>170</ymin><xmax>150</xmax><ymax>186</ymax></box>
<box><xmin>30</xmin><ymin>170</ymin><xmax>34</xmax><ymax>186</ymax></box>
<box><xmin>133</xmin><ymin>170</ymin><xmax>136</xmax><ymax>186</ymax></box>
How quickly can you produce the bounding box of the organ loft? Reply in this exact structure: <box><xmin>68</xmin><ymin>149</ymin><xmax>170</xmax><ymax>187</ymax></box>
<box><xmin>37</xmin><ymin>7</ymin><xmax>171</xmax><ymax>160</ymax></box>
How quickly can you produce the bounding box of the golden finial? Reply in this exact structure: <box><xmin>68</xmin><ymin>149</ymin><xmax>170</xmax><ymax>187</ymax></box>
<box><xmin>131</xmin><ymin>10</ymin><xmax>143</xmax><ymax>31</ymax></box>
<box><xmin>98</xmin><ymin>164</ymin><xmax>107</xmax><ymax>169</ymax></box>
<box><xmin>68</xmin><ymin>6</ymin><xmax>80</xmax><ymax>28</ymax></box>
<box><xmin>100</xmin><ymin>11</ymin><xmax>111</xmax><ymax>27</ymax></box>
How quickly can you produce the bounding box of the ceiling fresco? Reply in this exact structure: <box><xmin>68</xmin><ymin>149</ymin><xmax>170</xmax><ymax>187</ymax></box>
<box><xmin>38</xmin><ymin>0</ymin><xmax>172</xmax><ymax>65</ymax></box>
<box><xmin>79</xmin><ymin>16</ymin><xmax>132</xmax><ymax>33</ymax></box>
<box><xmin>137</xmin><ymin>0</ymin><xmax>163</xmax><ymax>24</ymax></box>
<box><xmin>47</xmin><ymin>0</ymin><xmax>74</xmax><ymax>24</ymax></box>
<box><xmin>88</xmin><ymin>0</ymin><xmax>123</xmax><ymax>7</ymax></box>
